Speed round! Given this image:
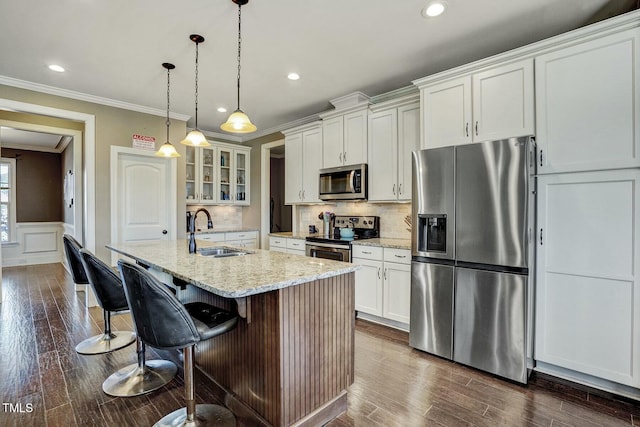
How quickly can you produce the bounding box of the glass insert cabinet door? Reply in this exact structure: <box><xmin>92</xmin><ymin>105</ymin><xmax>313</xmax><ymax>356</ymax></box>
<box><xmin>218</xmin><ymin>148</ymin><xmax>233</xmax><ymax>203</ymax></box>
<box><xmin>235</xmin><ymin>151</ymin><xmax>247</xmax><ymax>202</ymax></box>
<box><xmin>186</xmin><ymin>145</ymin><xmax>216</xmax><ymax>205</ymax></box>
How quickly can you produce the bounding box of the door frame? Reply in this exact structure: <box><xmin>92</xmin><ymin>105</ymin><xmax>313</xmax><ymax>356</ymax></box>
<box><xmin>260</xmin><ymin>139</ymin><xmax>288</xmax><ymax>248</ymax></box>
<box><xmin>0</xmin><ymin>99</ymin><xmax>96</xmax><ymax>304</ymax></box>
<box><xmin>110</xmin><ymin>146</ymin><xmax>177</xmax><ymax>262</ymax></box>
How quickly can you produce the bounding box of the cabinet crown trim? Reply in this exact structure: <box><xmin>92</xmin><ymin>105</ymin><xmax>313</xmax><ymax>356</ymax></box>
<box><xmin>369</xmin><ymin>93</ymin><xmax>420</xmax><ymax>112</ymax></box>
<box><xmin>281</xmin><ymin>121</ymin><xmax>322</xmax><ymax>135</ymax></box>
<box><xmin>319</xmin><ymin>102</ymin><xmax>370</xmax><ymax>119</ymax></box>
<box><xmin>413</xmin><ymin>9</ymin><xmax>640</xmax><ymax>89</ymax></box>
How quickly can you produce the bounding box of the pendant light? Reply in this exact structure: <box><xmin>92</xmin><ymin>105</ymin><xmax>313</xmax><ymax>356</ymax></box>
<box><xmin>156</xmin><ymin>63</ymin><xmax>181</xmax><ymax>158</ymax></box>
<box><xmin>180</xmin><ymin>34</ymin><xmax>211</xmax><ymax>147</ymax></box>
<box><xmin>221</xmin><ymin>0</ymin><xmax>257</xmax><ymax>134</ymax></box>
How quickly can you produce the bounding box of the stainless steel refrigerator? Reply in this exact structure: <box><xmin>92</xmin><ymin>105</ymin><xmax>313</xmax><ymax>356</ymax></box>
<box><xmin>409</xmin><ymin>137</ymin><xmax>534</xmax><ymax>384</ymax></box>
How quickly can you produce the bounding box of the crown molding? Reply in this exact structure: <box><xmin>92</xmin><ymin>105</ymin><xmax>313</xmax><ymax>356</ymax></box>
<box><xmin>413</xmin><ymin>9</ymin><xmax>640</xmax><ymax>88</ymax></box>
<box><xmin>0</xmin><ymin>75</ymin><xmax>191</xmax><ymax>122</ymax></box>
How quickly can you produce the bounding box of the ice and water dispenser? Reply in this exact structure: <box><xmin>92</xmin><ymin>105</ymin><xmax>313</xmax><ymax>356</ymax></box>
<box><xmin>417</xmin><ymin>214</ymin><xmax>447</xmax><ymax>253</ymax></box>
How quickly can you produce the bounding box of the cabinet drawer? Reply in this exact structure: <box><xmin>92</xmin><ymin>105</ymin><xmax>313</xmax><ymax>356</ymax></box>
<box><xmin>286</xmin><ymin>239</ymin><xmax>306</xmax><ymax>250</ymax></box>
<box><xmin>269</xmin><ymin>236</ymin><xmax>287</xmax><ymax>248</ymax></box>
<box><xmin>352</xmin><ymin>245</ymin><xmax>383</xmax><ymax>260</ymax></box>
<box><xmin>226</xmin><ymin>231</ymin><xmax>257</xmax><ymax>241</ymax></box>
<box><xmin>383</xmin><ymin>248</ymin><xmax>411</xmax><ymax>264</ymax></box>
<box><xmin>197</xmin><ymin>233</ymin><xmax>225</xmax><ymax>242</ymax></box>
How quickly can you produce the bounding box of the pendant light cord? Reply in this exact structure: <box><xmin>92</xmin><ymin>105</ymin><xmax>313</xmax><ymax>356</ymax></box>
<box><xmin>166</xmin><ymin>66</ymin><xmax>171</xmax><ymax>142</ymax></box>
<box><xmin>236</xmin><ymin>2</ymin><xmax>242</xmax><ymax>110</ymax></box>
<box><xmin>194</xmin><ymin>40</ymin><xmax>199</xmax><ymax>129</ymax></box>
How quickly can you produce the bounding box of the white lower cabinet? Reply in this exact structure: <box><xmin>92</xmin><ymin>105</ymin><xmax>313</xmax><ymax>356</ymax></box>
<box><xmin>268</xmin><ymin>236</ymin><xmax>306</xmax><ymax>256</ymax></box>
<box><xmin>353</xmin><ymin>245</ymin><xmax>411</xmax><ymax>329</ymax></box>
<box><xmin>198</xmin><ymin>231</ymin><xmax>258</xmax><ymax>249</ymax></box>
<box><xmin>225</xmin><ymin>231</ymin><xmax>258</xmax><ymax>249</ymax></box>
<box><xmin>535</xmin><ymin>170</ymin><xmax>640</xmax><ymax>388</ymax></box>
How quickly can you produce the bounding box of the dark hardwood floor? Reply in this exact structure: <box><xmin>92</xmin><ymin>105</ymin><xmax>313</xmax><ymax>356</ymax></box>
<box><xmin>0</xmin><ymin>263</ymin><xmax>638</xmax><ymax>427</ymax></box>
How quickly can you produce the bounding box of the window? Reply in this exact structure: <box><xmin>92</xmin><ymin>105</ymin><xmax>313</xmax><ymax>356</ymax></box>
<box><xmin>1</xmin><ymin>158</ymin><xmax>16</xmax><ymax>243</ymax></box>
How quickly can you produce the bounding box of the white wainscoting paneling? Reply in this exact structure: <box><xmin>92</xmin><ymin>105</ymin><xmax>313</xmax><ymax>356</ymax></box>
<box><xmin>2</xmin><ymin>222</ymin><xmax>64</xmax><ymax>267</ymax></box>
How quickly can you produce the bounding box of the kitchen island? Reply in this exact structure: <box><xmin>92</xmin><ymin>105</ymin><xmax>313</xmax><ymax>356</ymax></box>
<box><xmin>107</xmin><ymin>239</ymin><xmax>358</xmax><ymax>427</ymax></box>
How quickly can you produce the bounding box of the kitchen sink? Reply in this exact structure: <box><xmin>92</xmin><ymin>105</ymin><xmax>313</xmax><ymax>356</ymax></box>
<box><xmin>197</xmin><ymin>246</ymin><xmax>249</xmax><ymax>257</ymax></box>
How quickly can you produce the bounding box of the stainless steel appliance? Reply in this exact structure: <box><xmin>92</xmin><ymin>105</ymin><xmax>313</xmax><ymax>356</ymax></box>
<box><xmin>319</xmin><ymin>164</ymin><xmax>367</xmax><ymax>201</ymax></box>
<box><xmin>410</xmin><ymin>137</ymin><xmax>534</xmax><ymax>384</ymax></box>
<box><xmin>306</xmin><ymin>215</ymin><xmax>379</xmax><ymax>262</ymax></box>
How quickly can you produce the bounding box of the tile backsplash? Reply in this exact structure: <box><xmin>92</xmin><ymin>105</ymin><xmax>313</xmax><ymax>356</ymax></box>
<box><xmin>188</xmin><ymin>205</ymin><xmax>243</xmax><ymax>231</ymax></box>
<box><xmin>297</xmin><ymin>202</ymin><xmax>412</xmax><ymax>239</ymax></box>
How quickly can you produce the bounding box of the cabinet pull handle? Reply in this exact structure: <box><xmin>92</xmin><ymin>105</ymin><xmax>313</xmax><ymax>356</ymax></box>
<box><xmin>394</xmin><ymin>254</ymin><xmax>406</xmax><ymax>258</ymax></box>
<box><xmin>339</xmin><ymin>152</ymin><xmax>343</xmax><ymax>163</ymax></box>
<box><xmin>392</xmin><ymin>184</ymin><xmax>396</xmax><ymax>195</ymax></box>
<box><xmin>539</xmin><ymin>150</ymin><xmax>544</xmax><ymax>167</ymax></box>
<box><xmin>362</xmin><ymin>251</ymin><xmax>372</xmax><ymax>254</ymax></box>
<box><xmin>298</xmin><ymin>190</ymin><xmax>302</xmax><ymax>200</ymax></box>
<box><xmin>383</xmin><ymin>268</ymin><xmax>388</xmax><ymax>280</ymax></box>
<box><xmin>377</xmin><ymin>267</ymin><xmax>381</xmax><ymax>279</ymax></box>
<box><xmin>399</xmin><ymin>183</ymin><xmax>402</xmax><ymax>195</ymax></box>
<box><xmin>465</xmin><ymin>122</ymin><xmax>469</xmax><ymax>137</ymax></box>
<box><xmin>302</xmin><ymin>189</ymin><xmax>305</xmax><ymax>200</ymax></box>
<box><xmin>475</xmin><ymin>121</ymin><xmax>478</xmax><ymax>136</ymax></box>
<box><xmin>343</xmin><ymin>151</ymin><xmax>347</xmax><ymax>163</ymax></box>
<box><xmin>540</xmin><ymin>228</ymin><xmax>543</xmax><ymax>246</ymax></box>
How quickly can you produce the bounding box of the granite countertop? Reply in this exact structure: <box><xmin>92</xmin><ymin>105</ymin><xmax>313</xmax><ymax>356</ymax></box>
<box><xmin>107</xmin><ymin>239</ymin><xmax>358</xmax><ymax>298</ymax></box>
<box><xmin>269</xmin><ymin>232</ymin><xmax>310</xmax><ymax>240</ymax></box>
<box><xmin>351</xmin><ymin>238</ymin><xmax>412</xmax><ymax>250</ymax></box>
<box><xmin>195</xmin><ymin>228</ymin><xmax>259</xmax><ymax>235</ymax></box>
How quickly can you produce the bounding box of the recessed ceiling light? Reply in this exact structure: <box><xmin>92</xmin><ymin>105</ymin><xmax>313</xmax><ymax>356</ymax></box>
<box><xmin>48</xmin><ymin>64</ymin><xmax>65</xmax><ymax>72</ymax></box>
<box><xmin>217</xmin><ymin>107</ymin><xmax>227</xmax><ymax>113</ymax></box>
<box><xmin>287</xmin><ymin>73</ymin><xmax>300</xmax><ymax>81</ymax></box>
<box><xmin>422</xmin><ymin>0</ymin><xmax>447</xmax><ymax>18</ymax></box>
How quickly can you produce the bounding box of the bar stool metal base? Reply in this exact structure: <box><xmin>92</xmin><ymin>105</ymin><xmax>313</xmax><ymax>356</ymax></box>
<box><xmin>102</xmin><ymin>359</ymin><xmax>177</xmax><ymax>397</ymax></box>
<box><xmin>153</xmin><ymin>404</ymin><xmax>236</xmax><ymax>427</ymax></box>
<box><xmin>75</xmin><ymin>331</ymin><xmax>136</xmax><ymax>355</ymax></box>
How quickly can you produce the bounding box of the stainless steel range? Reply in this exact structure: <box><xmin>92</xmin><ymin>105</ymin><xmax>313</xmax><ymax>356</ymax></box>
<box><xmin>305</xmin><ymin>215</ymin><xmax>379</xmax><ymax>262</ymax></box>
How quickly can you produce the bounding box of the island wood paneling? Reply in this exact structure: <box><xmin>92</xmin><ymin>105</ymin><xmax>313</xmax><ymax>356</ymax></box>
<box><xmin>180</xmin><ymin>272</ymin><xmax>355</xmax><ymax>427</ymax></box>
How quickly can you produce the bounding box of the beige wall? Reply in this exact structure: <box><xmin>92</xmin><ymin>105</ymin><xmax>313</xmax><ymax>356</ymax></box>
<box><xmin>0</xmin><ymin>84</ymin><xmax>187</xmax><ymax>261</ymax></box>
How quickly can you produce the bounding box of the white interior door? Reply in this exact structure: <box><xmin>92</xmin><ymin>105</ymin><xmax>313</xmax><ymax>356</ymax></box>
<box><xmin>111</xmin><ymin>147</ymin><xmax>176</xmax><ymax>263</ymax></box>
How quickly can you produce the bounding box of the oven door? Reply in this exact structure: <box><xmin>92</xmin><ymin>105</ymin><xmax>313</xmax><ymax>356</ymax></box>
<box><xmin>305</xmin><ymin>242</ymin><xmax>351</xmax><ymax>262</ymax></box>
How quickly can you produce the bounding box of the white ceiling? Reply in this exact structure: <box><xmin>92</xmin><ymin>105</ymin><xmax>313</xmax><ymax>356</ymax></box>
<box><xmin>0</xmin><ymin>0</ymin><xmax>636</xmax><ymax>141</ymax></box>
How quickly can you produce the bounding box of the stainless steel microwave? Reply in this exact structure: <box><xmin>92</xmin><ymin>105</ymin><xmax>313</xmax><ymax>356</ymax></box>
<box><xmin>319</xmin><ymin>164</ymin><xmax>367</xmax><ymax>201</ymax></box>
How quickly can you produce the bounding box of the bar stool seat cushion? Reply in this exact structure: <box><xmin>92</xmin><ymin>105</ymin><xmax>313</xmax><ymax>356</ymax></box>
<box><xmin>185</xmin><ymin>302</ymin><xmax>238</xmax><ymax>341</ymax></box>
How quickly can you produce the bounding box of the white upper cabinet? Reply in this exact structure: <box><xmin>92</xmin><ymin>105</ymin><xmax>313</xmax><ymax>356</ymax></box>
<box><xmin>535</xmin><ymin>28</ymin><xmax>640</xmax><ymax>174</ymax></box>
<box><xmin>216</xmin><ymin>145</ymin><xmax>251</xmax><ymax>205</ymax></box>
<box><xmin>420</xmin><ymin>59</ymin><xmax>534</xmax><ymax>148</ymax></box>
<box><xmin>422</xmin><ymin>76</ymin><xmax>472</xmax><ymax>148</ymax></box>
<box><xmin>186</xmin><ymin>145</ymin><xmax>216</xmax><ymax>205</ymax></box>
<box><xmin>284</xmin><ymin>123</ymin><xmax>323</xmax><ymax>204</ymax></box>
<box><xmin>322</xmin><ymin>109</ymin><xmax>368</xmax><ymax>168</ymax></box>
<box><xmin>472</xmin><ymin>60</ymin><xmax>534</xmax><ymax>142</ymax></box>
<box><xmin>368</xmin><ymin>99</ymin><xmax>420</xmax><ymax>201</ymax></box>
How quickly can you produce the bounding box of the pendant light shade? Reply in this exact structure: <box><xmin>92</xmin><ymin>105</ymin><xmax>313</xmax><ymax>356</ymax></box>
<box><xmin>181</xmin><ymin>34</ymin><xmax>211</xmax><ymax>147</ymax></box>
<box><xmin>221</xmin><ymin>109</ymin><xmax>257</xmax><ymax>133</ymax></box>
<box><xmin>221</xmin><ymin>0</ymin><xmax>257</xmax><ymax>134</ymax></box>
<box><xmin>156</xmin><ymin>62</ymin><xmax>181</xmax><ymax>158</ymax></box>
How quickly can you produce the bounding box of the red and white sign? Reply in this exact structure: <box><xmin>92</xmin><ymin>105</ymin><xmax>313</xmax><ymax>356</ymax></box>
<box><xmin>132</xmin><ymin>134</ymin><xmax>156</xmax><ymax>151</ymax></box>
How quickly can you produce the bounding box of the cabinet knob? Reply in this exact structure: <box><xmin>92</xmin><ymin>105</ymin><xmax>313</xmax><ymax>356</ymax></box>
<box><xmin>162</xmin><ymin>230</ymin><xmax>168</xmax><ymax>235</ymax></box>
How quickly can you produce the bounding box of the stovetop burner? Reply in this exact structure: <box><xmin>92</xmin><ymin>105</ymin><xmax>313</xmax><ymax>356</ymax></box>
<box><xmin>306</xmin><ymin>215</ymin><xmax>380</xmax><ymax>246</ymax></box>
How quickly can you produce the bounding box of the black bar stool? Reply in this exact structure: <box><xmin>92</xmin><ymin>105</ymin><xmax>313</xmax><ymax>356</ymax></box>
<box><xmin>118</xmin><ymin>260</ymin><xmax>238</xmax><ymax>427</ymax></box>
<box><xmin>63</xmin><ymin>237</ymin><xmax>135</xmax><ymax>355</ymax></box>
<box><xmin>79</xmin><ymin>250</ymin><xmax>178</xmax><ymax>397</ymax></box>
<box><xmin>62</xmin><ymin>233</ymin><xmax>90</xmax><ymax>292</ymax></box>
